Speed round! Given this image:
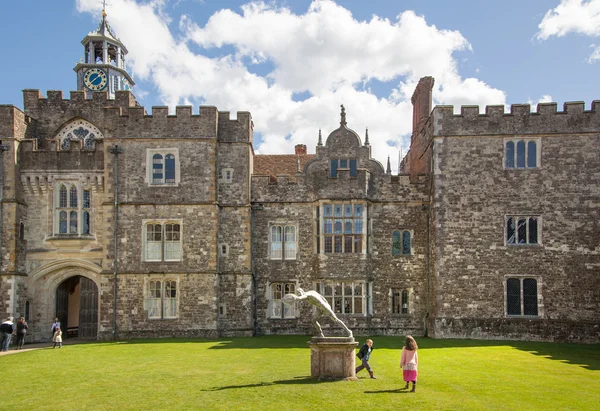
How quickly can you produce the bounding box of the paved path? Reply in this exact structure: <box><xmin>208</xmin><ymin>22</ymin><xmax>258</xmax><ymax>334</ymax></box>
<box><xmin>0</xmin><ymin>340</ymin><xmax>82</xmax><ymax>356</ymax></box>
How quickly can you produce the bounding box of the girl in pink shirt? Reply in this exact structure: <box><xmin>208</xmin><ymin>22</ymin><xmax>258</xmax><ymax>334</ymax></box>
<box><xmin>400</xmin><ymin>335</ymin><xmax>418</xmax><ymax>392</ymax></box>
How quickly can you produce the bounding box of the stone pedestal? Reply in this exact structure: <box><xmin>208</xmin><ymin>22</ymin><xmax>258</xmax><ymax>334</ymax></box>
<box><xmin>309</xmin><ymin>337</ymin><xmax>358</xmax><ymax>381</ymax></box>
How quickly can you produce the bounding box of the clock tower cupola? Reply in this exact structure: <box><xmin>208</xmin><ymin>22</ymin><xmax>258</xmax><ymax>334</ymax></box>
<box><xmin>74</xmin><ymin>5</ymin><xmax>135</xmax><ymax>98</ymax></box>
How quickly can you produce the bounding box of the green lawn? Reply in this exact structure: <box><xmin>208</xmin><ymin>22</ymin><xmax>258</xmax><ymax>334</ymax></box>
<box><xmin>3</xmin><ymin>336</ymin><xmax>599</xmax><ymax>410</ymax></box>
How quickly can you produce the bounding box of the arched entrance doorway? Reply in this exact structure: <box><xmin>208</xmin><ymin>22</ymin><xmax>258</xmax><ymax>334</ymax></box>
<box><xmin>55</xmin><ymin>276</ymin><xmax>98</xmax><ymax>339</ymax></box>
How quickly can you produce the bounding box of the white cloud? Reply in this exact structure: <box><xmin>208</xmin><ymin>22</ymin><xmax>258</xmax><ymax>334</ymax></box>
<box><xmin>589</xmin><ymin>44</ymin><xmax>600</xmax><ymax>62</ymax></box>
<box><xmin>527</xmin><ymin>94</ymin><xmax>554</xmax><ymax>111</ymax></box>
<box><xmin>536</xmin><ymin>0</ymin><xmax>600</xmax><ymax>63</ymax></box>
<box><xmin>537</xmin><ymin>0</ymin><xmax>600</xmax><ymax>39</ymax></box>
<box><xmin>77</xmin><ymin>0</ymin><xmax>507</xmax><ymax>173</ymax></box>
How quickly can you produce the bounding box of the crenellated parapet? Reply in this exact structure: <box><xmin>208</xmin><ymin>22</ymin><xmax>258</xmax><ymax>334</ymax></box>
<box><xmin>432</xmin><ymin>101</ymin><xmax>600</xmax><ymax>137</ymax></box>
<box><xmin>21</xmin><ymin>90</ymin><xmax>252</xmax><ymax>142</ymax></box>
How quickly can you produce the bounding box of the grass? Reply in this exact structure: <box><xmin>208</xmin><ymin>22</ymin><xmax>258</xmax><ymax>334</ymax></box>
<box><xmin>2</xmin><ymin>336</ymin><xmax>599</xmax><ymax>410</ymax></box>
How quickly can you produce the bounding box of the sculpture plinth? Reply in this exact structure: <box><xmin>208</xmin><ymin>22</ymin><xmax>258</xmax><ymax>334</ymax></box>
<box><xmin>309</xmin><ymin>337</ymin><xmax>358</xmax><ymax>381</ymax></box>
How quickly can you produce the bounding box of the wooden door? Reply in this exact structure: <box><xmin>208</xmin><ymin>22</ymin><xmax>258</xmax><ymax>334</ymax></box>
<box><xmin>78</xmin><ymin>277</ymin><xmax>98</xmax><ymax>339</ymax></box>
<box><xmin>55</xmin><ymin>281</ymin><xmax>69</xmax><ymax>338</ymax></box>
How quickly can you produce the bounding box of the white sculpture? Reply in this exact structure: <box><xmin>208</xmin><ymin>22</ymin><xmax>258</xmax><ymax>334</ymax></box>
<box><xmin>284</xmin><ymin>288</ymin><xmax>353</xmax><ymax>338</ymax></box>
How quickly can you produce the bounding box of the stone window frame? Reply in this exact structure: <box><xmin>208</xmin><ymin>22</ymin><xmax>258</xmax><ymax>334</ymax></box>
<box><xmin>317</xmin><ymin>201</ymin><xmax>366</xmax><ymax>255</ymax></box>
<box><xmin>218</xmin><ymin>303</ymin><xmax>227</xmax><ymax>318</ymax></box>
<box><xmin>268</xmin><ymin>223</ymin><xmax>298</xmax><ymax>260</ymax></box>
<box><xmin>144</xmin><ymin>277</ymin><xmax>179</xmax><ymax>320</ymax></box>
<box><xmin>315</xmin><ymin>279</ymin><xmax>372</xmax><ymax>316</ymax></box>
<box><xmin>219</xmin><ymin>243</ymin><xmax>229</xmax><ymax>257</ymax></box>
<box><xmin>504</xmin><ymin>138</ymin><xmax>541</xmax><ymax>169</ymax></box>
<box><xmin>391</xmin><ymin>288</ymin><xmax>411</xmax><ymax>314</ymax></box>
<box><xmin>145</xmin><ymin>148</ymin><xmax>181</xmax><ymax>187</ymax></box>
<box><xmin>503</xmin><ymin>275</ymin><xmax>543</xmax><ymax>318</ymax></box>
<box><xmin>220</xmin><ymin>168</ymin><xmax>234</xmax><ymax>184</ymax></box>
<box><xmin>267</xmin><ymin>281</ymin><xmax>298</xmax><ymax>319</ymax></box>
<box><xmin>330</xmin><ymin>158</ymin><xmax>358</xmax><ymax>178</ymax></box>
<box><xmin>392</xmin><ymin>229</ymin><xmax>413</xmax><ymax>256</ymax></box>
<box><xmin>142</xmin><ymin>219</ymin><xmax>183</xmax><ymax>262</ymax></box>
<box><xmin>53</xmin><ymin>181</ymin><xmax>93</xmax><ymax>236</ymax></box>
<box><xmin>505</xmin><ymin>215</ymin><xmax>542</xmax><ymax>246</ymax></box>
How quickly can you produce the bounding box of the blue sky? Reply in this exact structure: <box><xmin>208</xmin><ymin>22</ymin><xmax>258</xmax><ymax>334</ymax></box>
<box><xmin>1</xmin><ymin>0</ymin><xmax>598</xmax><ymax>172</ymax></box>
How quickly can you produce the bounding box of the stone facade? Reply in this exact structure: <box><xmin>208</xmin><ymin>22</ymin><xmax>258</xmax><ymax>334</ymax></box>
<box><xmin>0</xmin><ymin>16</ymin><xmax>598</xmax><ymax>344</ymax></box>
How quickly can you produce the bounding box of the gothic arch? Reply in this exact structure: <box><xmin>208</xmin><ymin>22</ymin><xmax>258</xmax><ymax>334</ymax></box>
<box><xmin>28</xmin><ymin>259</ymin><xmax>102</xmax><ymax>340</ymax></box>
<box><xmin>55</xmin><ymin>118</ymin><xmax>103</xmax><ymax>151</ymax></box>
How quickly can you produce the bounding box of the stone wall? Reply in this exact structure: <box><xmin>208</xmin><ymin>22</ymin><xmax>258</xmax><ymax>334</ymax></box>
<box><xmin>429</xmin><ymin>103</ymin><xmax>600</xmax><ymax>341</ymax></box>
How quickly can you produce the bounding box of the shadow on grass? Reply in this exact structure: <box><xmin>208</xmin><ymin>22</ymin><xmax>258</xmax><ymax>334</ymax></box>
<box><xmin>114</xmin><ymin>335</ymin><xmax>600</xmax><ymax>370</ymax></box>
<box><xmin>364</xmin><ymin>388</ymin><xmax>413</xmax><ymax>394</ymax></box>
<box><xmin>202</xmin><ymin>376</ymin><xmax>325</xmax><ymax>391</ymax></box>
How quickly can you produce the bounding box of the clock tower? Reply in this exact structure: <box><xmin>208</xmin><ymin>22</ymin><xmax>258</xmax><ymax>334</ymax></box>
<box><xmin>74</xmin><ymin>6</ymin><xmax>135</xmax><ymax>98</ymax></box>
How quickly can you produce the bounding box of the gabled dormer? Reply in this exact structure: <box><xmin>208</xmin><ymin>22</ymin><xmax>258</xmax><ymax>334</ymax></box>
<box><xmin>73</xmin><ymin>7</ymin><xmax>135</xmax><ymax>98</ymax></box>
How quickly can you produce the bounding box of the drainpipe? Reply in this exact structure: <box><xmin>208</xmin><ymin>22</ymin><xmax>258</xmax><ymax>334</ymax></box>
<box><xmin>423</xmin><ymin>138</ymin><xmax>436</xmax><ymax>337</ymax></box>
<box><xmin>109</xmin><ymin>145</ymin><xmax>123</xmax><ymax>341</ymax></box>
<box><xmin>0</xmin><ymin>144</ymin><xmax>9</xmax><ymax>279</ymax></box>
<box><xmin>422</xmin><ymin>204</ymin><xmax>431</xmax><ymax>337</ymax></box>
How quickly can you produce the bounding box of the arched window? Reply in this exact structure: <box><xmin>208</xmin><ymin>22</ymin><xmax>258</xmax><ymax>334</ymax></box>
<box><xmin>152</xmin><ymin>154</ymin><xmax>164</xmax><ymax>184</ymax></box>
<box><xmin>402</xmin><ymin>231</ymin><xmax>411</xmax><ymax>254</ymax></box>
<box><xmin>392</xmin><ymin>231</ymin><xmax>401</xmax><ymax>255</ymax></box>
<box><xmin>59</xmin><ymin>185</ymin><xmax>68</xmax><ymax>208</ymax></box>
<box><xmin>165</xmin><ymin>154</ymin><xmax>176</xmax><ymax>184</ymax></box>
<box><xmin>19</xmin><ymin>222</ymin><xmax>25</xmax><ymax>241</ymax></box>
<box><xmin>56</xmin><ymin>120</ymin><xmax>103</xmax><ymax>151</ymax></box>
<box><xmin>69</xmin><ymin>186</ymin><xmax>78</xmax><ymax>208</ymax></box>
<box><xmin>516</xmin><ymin>141</ymin><xmax>526</xmax><ymax>168</ymax></box>
<box><xmin>401</xmin><ymin>290</ymin><xmax>409</xmax><ymax>314</ymax></box>
<box><xmin>59</xmin><ymin>211</ymin><xmax>68</xmax><ymax>233</ymax></box>
<box><xmin>505</xmin><ymin>141</ymin><xmax>514</xmax><ymax>168</ymax></box>
<box><xmin>69</xmin><ymin>211</ymin><xmax>78</xmax><ymax>234</ymax></box>
<box><xmin>527</xmin><ymin>141</ymin><xmax>537</xmax><ymax>168</ymax></box>
<box><xmin>83</xmin><ymin>212</ymin><xmax>90</xmax><ymax>235</ymax></box>
<box><xmin>505</xmin><ymin>139</ymin><xmax>539</xmax><ymax>169</ymax></box>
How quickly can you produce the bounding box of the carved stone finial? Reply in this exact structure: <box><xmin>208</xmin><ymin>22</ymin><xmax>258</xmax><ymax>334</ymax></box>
<box><xmin>365</xmin><ymin>128</ymin><xmax>370</xmax><ymax>146</ymax></box>
<box><xmin>340</xmin><ymin>104</ymin><xmax>347</xmax><ymax>126</ymax></box>
<box><xmin>318</xmin><ymin>128</ymin><xmax>323</xmax><ymax>146</ymax></box>
<box><xmin>386</xmin><ymin>155</ymin><xmax>391</xmax><ymax>175</ymax></box>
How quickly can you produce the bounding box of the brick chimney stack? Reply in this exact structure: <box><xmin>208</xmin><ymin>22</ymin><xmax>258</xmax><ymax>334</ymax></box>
<box><xmin>411</xmin><ymin>76</ymin><xmax>435</xmax><ymax>137</ymax></box>
<box><xmin>295</xmin><ymin>144</ymin><xmax>307</xmax><ymax>155</ymax></box>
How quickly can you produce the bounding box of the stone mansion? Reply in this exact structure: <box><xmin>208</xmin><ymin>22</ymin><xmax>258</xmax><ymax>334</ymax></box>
<box><xmin>0</xmin><ymin>11</ymin><xmax>598</xmax><ymax>343</ymax></box>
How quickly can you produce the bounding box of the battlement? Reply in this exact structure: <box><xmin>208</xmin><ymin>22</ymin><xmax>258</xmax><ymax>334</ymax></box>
<box><xmin>19</xmin><ymin>90</ymin><xmax>253</xmax><ymax>141</ymax></box>
<box><xmin>432</xmin><ymin>100</ymin><xmax>600</xmax><ymax>136</ymax></box>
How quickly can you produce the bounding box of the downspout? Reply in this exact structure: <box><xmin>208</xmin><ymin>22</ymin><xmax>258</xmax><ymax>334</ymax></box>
<box><xmin>0</xmin><ymin>144</ymin><xmax>8</xmax><ymax>279</ymax></box>
<box><xmin>109</xmin><ymin>145</ymin><xmax>123</xmax><ymax>341</ymax></box>
<box><xmin>424</xmin><ymin>138</ymin><xmax>435</xmax><ymax>337</ymax></box>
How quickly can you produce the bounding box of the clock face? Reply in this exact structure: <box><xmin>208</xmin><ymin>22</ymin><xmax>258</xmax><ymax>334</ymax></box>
<box><xmin>83</xmin><ymin>68</ymin><xmax>108</xmax><ymax>91</ymax></box>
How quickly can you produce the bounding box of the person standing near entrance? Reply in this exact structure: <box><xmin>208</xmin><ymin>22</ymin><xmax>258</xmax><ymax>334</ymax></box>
<box><xmin>51</xmin><ymin>317</ymin><xmax>61</xmax><ymax>339</ymax></box>
<box><xmin>52</xmin><ymin>327</ymin><xmax>63</xmax><ymax>348</ymax></box>
<box><xmin>0</xmin><ymin>316</ymin><xmax>15</xmax><ymax>351</ymax></box>
<box><xmin>16</xmin><ymin>317</ymin><xmax>28</xmax><ymax>350</ymax></box>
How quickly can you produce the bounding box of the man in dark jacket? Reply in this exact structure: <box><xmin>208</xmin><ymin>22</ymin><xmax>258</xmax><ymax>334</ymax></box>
<box><xmin>356</xmin><ymin>338</ymin><xmax>376</xmax><ymax>379</ymax></box>
<box><xmin>0</xmin><ymin>316</ymin><xmax>15</xmax><ymax>352</ymax></box>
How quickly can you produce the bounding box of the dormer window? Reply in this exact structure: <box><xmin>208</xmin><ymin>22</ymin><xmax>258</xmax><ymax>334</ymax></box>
<box><xmin>330</xmin><ymin>159</ymin><xmax>357</xmax><ymax>177</ymax></box>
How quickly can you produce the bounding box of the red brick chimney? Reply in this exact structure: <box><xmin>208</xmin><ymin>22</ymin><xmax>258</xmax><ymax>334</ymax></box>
<box><xmin>411</xmin><ymin>76</ymin><xmax>435</xmax><ymax>137</ymax></box>
<box><xmin>295</xmin><ymin>144</ymin><xmax>307</xmax><ymax>155</ymax></box>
